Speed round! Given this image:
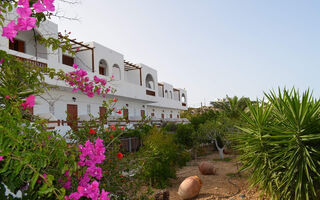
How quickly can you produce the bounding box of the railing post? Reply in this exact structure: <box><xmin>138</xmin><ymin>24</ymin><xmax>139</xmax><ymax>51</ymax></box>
<box><xmin>129</xmin><ymin>138</ymin><xmax>132</xmax><ymax>153</ymax></box>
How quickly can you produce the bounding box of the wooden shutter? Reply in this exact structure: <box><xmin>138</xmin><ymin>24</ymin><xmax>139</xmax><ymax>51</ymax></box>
<box><xmin>161</xmin><ymin>113</ymin><xmax>164</xmax><ymax>119</ymax></box>
<box><xmin>67</xmin><ymin>104</ymin><xmax>78</xmax><ymax>127</ymax></box>
<box><xmin>99</xmin><ymin>106</ymin><xmax>107</xmax><ymax>119</ymax></box>
<box><xmin>9</xmin><ymin>40</ymin><xmax>14</xmax><ymax>50</ymax></box>
<box><xmin>123</xmin><ymin>109</ymin><xmax>129</xmax><ymax>120</ymax></box>
<box><xmin>62</xmin><ymin>55</ymin><xmax>74</xmax><ymax>66</ymax></box>
<box><xmin>9</xmin><ymin>39</ymin><xmax>25</xmax><ymax>53</ymax></box>
<box><xmin>18</xmin><ymin>40</ymin><xmax>25</xmax><ymax>53</ymax></box>
<box><xmin>140</xmin><ymin>110</ymin><xmax>145</xmax><ymax>118</ymax></box>
<box><xmin>170</xmin><ymin>114</ymin><xmax>172</xmax><ymax>119</ymax></box>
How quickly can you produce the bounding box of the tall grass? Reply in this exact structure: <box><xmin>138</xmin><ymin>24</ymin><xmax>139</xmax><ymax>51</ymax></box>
<box><xmin>237</xmin><ymin>88</ymin><xmax>320</xmax><ymax>200</ymax></box>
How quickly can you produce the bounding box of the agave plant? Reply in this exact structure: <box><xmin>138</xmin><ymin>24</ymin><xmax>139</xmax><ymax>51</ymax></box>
<box><xmin>237</xmin><ymin>88</ymin><xmax>320</xmax><ymax>200</ymax></box>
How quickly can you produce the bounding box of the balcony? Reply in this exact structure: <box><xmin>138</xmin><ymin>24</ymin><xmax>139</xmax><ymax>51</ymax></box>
<box><xmin>11</xmin><ymin>55</ymin><xmax>47</xmax><ymax>68</ymax></box>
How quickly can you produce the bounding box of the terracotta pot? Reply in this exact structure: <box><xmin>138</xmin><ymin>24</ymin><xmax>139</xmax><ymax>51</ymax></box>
<box><xmin>198</xmin><ymin>161</ymin><xmax>216</xmax><ymax>175</ymax></box>
<box><xmin>178</xmin><ymin>176</ymin><xmax>202</xmax><ymax>199</ymax></box>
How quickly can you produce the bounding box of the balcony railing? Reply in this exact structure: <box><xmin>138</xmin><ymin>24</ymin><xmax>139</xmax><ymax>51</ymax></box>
<box><xmin>12</xmin><ymin>55</ymin><xmax>47</xmax><ymax>68</ymax></box>
<box><xmin>146</xmin><ymin>89</ymin><xmax>156</xmax><ymax>96</ymax></box>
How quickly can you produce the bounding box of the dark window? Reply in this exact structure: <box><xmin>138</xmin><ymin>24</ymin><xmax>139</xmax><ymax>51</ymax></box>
<box><xmin>141</xmin><ymin>110</ymin><xmax>145</xmax><ymax>118</ymax></box>
<box><xmin>99</xmin><ymin>66</ymin><xmax>105</xmax><ymax>75</ymax></box>
<box><xmin>9</xmin><ymin>39</ymin><xmax>25</xmax><ymax>53</ymax></box>
<box><xmin>151</xmin><ymin>113</ymin><xmax>155</xmax><ymax>117</ymax></box>
<box><xmin>62</xmin><ymin>55</ymin><xmax>74</xmax><ymax>66</ymax></box>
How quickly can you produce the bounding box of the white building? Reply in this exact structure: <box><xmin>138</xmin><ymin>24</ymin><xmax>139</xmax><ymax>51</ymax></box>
<box><xmin>0</xmin><ymin>17</ymin><xmax>188</xmax><ymax>124</ymax></box>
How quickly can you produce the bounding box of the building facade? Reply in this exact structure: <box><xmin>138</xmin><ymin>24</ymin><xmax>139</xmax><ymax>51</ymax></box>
<box><xmin>0</xmin><ymin>16</ymin><xmax>188</xmax><ymax>123</ymax></box>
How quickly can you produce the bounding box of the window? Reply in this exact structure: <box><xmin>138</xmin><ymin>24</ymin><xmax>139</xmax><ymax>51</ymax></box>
<box><xmin>165</xmin><ymin>90</ymin><xmax>168</xmax><ymax>98</ymax></box>
<box><xmin>62</xmin><ymin>55</ymin><xmax>74</xmax><ymax>67</ymax></box>
<box><xmin>170</xmin><ymin>91</ymin><xmax>173</xmax><ymax>99</ymax></box>
<box><xmin>99</xmin><ymin>59</ymin><xmax>108</xmax><ymax>76</ymax></box>
<box><xmin>181</xmin><ymin>93</ymin><xmax>186</xmax><ymax>103</ymax></box>
<box><xmin>145</xmin><ymin>74</ymin><xmax>155</xmax><ymax>90</ymax></box>
<box><xmin>112</xmin><ymin>64</ymin><xmax>121</xmax><ymax>80</ymax></box>
<box><xmin>9</xmin><ymin>39</ymin><xmax>25</xmax><ymax>53</ymax></box>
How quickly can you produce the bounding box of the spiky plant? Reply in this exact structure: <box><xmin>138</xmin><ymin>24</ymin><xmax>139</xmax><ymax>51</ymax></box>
<box><xmin>237</xmin><ymin>88</ymin><xmax>320</xmax><ymax>200</ymax></box>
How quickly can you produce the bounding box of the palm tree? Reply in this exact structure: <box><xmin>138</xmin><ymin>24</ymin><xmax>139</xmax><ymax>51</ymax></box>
<box><xmin>210</xmin><ymin>96</ymin><xmax>250</xmax><ymax>119</ymax></box>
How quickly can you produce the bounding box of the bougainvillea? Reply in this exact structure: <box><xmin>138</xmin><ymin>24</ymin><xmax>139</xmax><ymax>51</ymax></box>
<box><xmin>61</xmin><ymin>64</ymin><xmax>111</xmax><ymax>98</ymax></box>
<box><xmin>66</xmin><ymin>138</ymin><xmax>110</xmax><ymax>200</ymax></box>
<box><xmin>1</xmin><ymin>0</ymin><xmax>55</xmax><ymax>42</ymax></box>
<box><xmin>21</xmin><ymin>95</ymin><xmax>35</xmax><ymax>109</ymax></box>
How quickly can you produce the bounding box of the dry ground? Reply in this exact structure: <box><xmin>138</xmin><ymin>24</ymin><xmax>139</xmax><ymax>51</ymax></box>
<box><xmin>154</xmin><ymin>152</ymin><xmax>265</xmax><ymax>200</ymax></box>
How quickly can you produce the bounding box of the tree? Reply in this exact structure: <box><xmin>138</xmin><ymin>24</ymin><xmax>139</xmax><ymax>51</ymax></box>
<box><xmin>210</xmin><ymin>96</ymin><xmax>250</xmax><ymax>119</ymax></box>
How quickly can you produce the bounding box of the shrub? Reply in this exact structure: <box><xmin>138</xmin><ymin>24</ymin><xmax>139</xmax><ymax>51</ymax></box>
<box><xmin>164</xmin><ymin>122</ymin><xmax>179</xmax><ymax>132</ymax></box>
<box><xmin>174</xmin><ymin>124</ymin><xmax>194</xmax><ymax>148</ymax></box>
<box><xmin>236</xmin><ymin>88</ymin><xmax>320</xmax><ymax>200</ymax></box>
<box><xmin>140</xmin><ymin>127</ymin><xmax>187</xmax><ymax>188</ymax></box>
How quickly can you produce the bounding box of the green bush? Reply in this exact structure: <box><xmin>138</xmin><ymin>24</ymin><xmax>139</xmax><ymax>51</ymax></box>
<box><xmin>174</xmin><ymin>124</ymin><xmax>194</xmax><ymax>148</ymax></box>
<box><xmin>236</xmin><ymin>88</ymin><xmax>320</xmax><ymax>200</ymax></box>
<box><xmin>163</xmin><ymin>122</ymin><xmax>179</xmax><ymax>132</ymax></box>
<box><xmin>140</xmin><ymin>127</ymin><xmax>187</xmax><ymax>188</ymax></box>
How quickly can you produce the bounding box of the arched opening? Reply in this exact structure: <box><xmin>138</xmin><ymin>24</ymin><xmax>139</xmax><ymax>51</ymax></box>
<box><xmin>181</xmin><ymin>93</ymin><xmax>186</xmax><ymax>103</ymax></box>
<box><xmin>145</xmin><ymin>74</ymin><xmax>155</xmax><ymax>90</ymax></box>
<box><xmin>112</xmin><ymin>64</ymin><xmax>121</xmax><ymax>80</ymax></box>
<box><xmin>165</xmin><ymin>90</ymin><xmax>168</xmax><ymax>98</ymax></box>
<box><xmin>99</xmin><ymin>59</ymin><xmax>108</xmax><ymax>76</ymax></box>
<box><xmin>170</xmin><ymin>91</ymin><xmax>173</xmax><ymax>99</ymax></box>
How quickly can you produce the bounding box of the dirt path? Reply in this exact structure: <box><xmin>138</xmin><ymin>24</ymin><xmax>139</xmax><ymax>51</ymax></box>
<box><xmin>158</xmin><ymin>152</ymin><xmax>264</xmax><ymax>200</ymax></box>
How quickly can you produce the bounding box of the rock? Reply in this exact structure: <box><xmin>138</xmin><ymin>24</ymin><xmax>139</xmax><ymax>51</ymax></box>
<box><xmin>198</xmin><ymin>161</ymin><xmax>216</xmax><ymax>175</ymax></box>
<box><xmin>178</xmin><ymin>176</ymin><xmax>202</xmax><ymax>199</ymax></box>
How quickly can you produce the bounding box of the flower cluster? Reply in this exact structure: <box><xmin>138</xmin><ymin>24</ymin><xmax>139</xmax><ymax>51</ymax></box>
<box><xmin>21</xmin><ymin>95</ymin><xmax>35</xmax><ymax>109</ymax></box>
<box><xmin>2</xmin><ymin>0</ymin><xmax>55</xmax><ymax>42</ymax></box>
<box><xmin>66</xmin><ymin>138</ymin><xmax>110</xmax><ymax>200</ymax></box>
<box><xmin>63</xmin><ymin>64</ymin><xmax>111</xmax><ymax>98</ymax></box>
<box><xmin>59</xmin><ymin>170</ymin><xmax>72</xmax><ymax>190</ymax></box>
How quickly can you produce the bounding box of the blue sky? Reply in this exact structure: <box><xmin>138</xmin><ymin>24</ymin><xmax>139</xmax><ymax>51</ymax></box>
<box><xmin>53</xmin><ymin>0</ymin><xmax>320</xmax><ymax>107</ymax></box>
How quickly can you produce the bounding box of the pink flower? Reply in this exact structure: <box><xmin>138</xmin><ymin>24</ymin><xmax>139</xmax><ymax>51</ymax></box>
<box><xmin>33</xmin><ymin>0</ymin><xmax>47</xmax><ymax>13</ymax></box>
<box><xmin>21</xmin><ymin>95</ymin><xmax>35</xmax><ymax>109</ymax></box>
<box><xmin>0</xmin><ymin>156</ymin><xmax>4</xmax><ymax>161</ymax></box>
<box><xmin>43</xmin><ymin>0</ymin><xmax>55</xmax><ymax>11</ymax></box>
<box><xmin>73</xmin><ymin>64</ymin><xmax>78</xmax><ymax>69</ymax></box>
<box><xmin>18</xmin><ymin>0</ymin><xmax>29</xmax><ymax>7</ymax></box>
<box><xmin>5</xmin><ymin>96</ymin><xmax>10</xmax><ymax>99</ymax></box>
<box><xmin>42</xmin><ymin>173</ymin><xmax>47</xmax><ymax>180</ymax></box>
<box><xmin>87</xmin><ymin>92</ymin><xmax>94</xmax><ymax>98</ymax></box>
<box><xmin>100</xmin><ymin>189</ymin><xmax>110</xmax><ymax>200</ymax></box>
<box><xmin>17</xmin><ymin>7</ymin><xmax>32</xmax><ymax>18</ymax></box>
<box><xmin>15</xmin><ymin>17</ymin><xmax>36</xmax><ymax>31</ymax></box>
<box><xmin>0</xmin><ymin>58</ymin><xmax>4</xmax><ymax>64</ymax></box>
<box><xmin>2</xmin><ymin>21</ymin><xmax>18</xmax><ymax>42</ymax></box>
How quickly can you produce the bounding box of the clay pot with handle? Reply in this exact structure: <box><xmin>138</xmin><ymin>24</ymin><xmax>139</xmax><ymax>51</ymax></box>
<box><xmin>198</xmin><ymin>161</ymin><xmax>216</xmax><ymax>175</ymax></box>
<box><xmin>178</xmin><ymin>176</ymin><xmax>202</xmax><ymax>199</ymax></box>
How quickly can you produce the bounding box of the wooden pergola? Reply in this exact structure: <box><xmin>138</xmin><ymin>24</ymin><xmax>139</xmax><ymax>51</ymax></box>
<box><xmin>124</xmin><ymin>60</ymin><xmax>142</xmax><ymax>86</ymax></box>
<box><xmin>58</xmin><ymin>33</ymin><xmax>95</xmax><ymax>72</ymax></box>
